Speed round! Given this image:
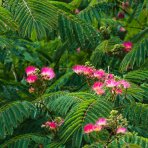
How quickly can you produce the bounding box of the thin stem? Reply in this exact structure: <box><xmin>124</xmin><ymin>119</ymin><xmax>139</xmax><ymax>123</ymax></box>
<box><xmin>40</xmin><ymin>102</ymin><xmax>54</xmax><ymax>120</ymax></box>
<box><xmin>85</xmin><ymin>77</ymin><xmax>91</xmax><ymax>87</ymax></box>
<box><xmin>124</xmin><ymin>26</ymin><xmax>143</xmax><ymax>30</ymax></box>
<box><xmin>11</xmin><ymin>65</ymin><xmax>18</xmax><ymax>82</ymax></box>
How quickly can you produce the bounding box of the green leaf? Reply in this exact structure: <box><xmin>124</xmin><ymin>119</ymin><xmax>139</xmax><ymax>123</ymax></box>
<box><xmin>109</xmin><ymin>134</ymin><xmax>148</xmax><ymax>148</ymax></box>
<box><xmin>0</xmin><ymin>101</ymin><xmax>36</xmax><ymax>139</ymax></box>
<box><xmin>122</xmin><ymin>103</ymin><xmax>148</xmax><ymax>135</ymax></box>
<box><xmin>0</xmin><ymin>134</ymin><xmax>49</xmax><ymax>147</ymax></box>
<box><xmin>0</xmin><ymin>7</ymin><xmax>17</xmax><ymax>34</ymax></box>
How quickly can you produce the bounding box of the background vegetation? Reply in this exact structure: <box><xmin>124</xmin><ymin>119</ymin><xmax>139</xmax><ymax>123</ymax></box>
<box><xmin>0</xmin><ymin>0</ymin><xmax>148</xmax><ymax>147</ymax></box>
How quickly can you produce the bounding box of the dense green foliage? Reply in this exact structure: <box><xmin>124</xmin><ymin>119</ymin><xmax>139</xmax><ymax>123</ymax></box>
<box><xmin>0</xmin><ymin>0</ymin><xmax>148</xmax><ymax>147</ymax></box>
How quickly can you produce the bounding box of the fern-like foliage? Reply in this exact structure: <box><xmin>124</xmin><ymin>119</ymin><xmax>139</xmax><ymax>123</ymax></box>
<box><xmin>125</xmin><ymin>83</ymin><xmax>145</xmax><ymax>102</ymax></box>
<box><xmin>122</xmin><ymin>102</ymin><xmax>148</xmax><ymax>137</ymax></box>
<box><xmin>58</xmin><ymin>13</ymin><xmax>100</xmax><ymax>48</ymax></box>
<box><xmin>109</xmin><ymin>134</ymin><xmax>148</xmax><ymax>147</ymax></box>
<box><xmin>125</xmin><ymin>69</ymin><xmax>148</xmax><ymax>84</ymax></box>
<box><xmin>0</xmin><ymin>101</ymin><xmax>36</xmax><ymax>139</ymax></box>
<box><xmin>78</xmin><ymin>2</ymin><xmax>115</xmax><ymax>24</ymax></box>
<box><xmin>46</xmin><ymin>71</ymin><xmax>74</xmax><ymax>92</ymax></box>
<box><xmin>128</xmin><ymin>0</ymin><xmax>145</xmax><ymax>23</ymax></box>
<box><xmin>0</xmin><ymin>36</ymin><xmax>13</xmax><ymax>48</ymax></box>
<box><xmin>90</xmin><ymin>38</ymin><xmax>121</xmax><ymax>68</ymax></box>
<box><xmin>131</xmin><ymin>28</ymin><xmax>148</xmax><ymax>43</ymax></box>
<box><xmin>0</xmin><ymin>0</ymin><xmax>147</xmax><ymax>147</ymax></box>
<box><xmin>0</xmin><ymin>7</ymin><xmax>17</xmax><ymax>33</ymax></box>
<box><xmin>0</xmin><ymin>134</ymin><xmax>49</xmax><ymax>147</ymax></box>
<box><xmin>41</xmin><ymin>92</ymin><xmax>98</xmax><ymax>117</ymax></box>
<box><xmin>4</xmin><ymin>0</ymin><xmax>59</xmax><ymax>39</ymax></box>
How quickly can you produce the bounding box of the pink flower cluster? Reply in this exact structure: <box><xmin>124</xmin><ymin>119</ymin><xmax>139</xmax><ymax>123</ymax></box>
<box><xmin>72</xmin><ymin>65</ymin><xmax>130</xmax><ymax>95</ymax></box>
<box><xmin>72</xmin><ymin>65</ymin><xmax>95</xmax><ymax>76</ymax></box>
<box><xmin>119</xmin><ymin>27</ymin><xmax>126</xmax><ymax>32</ymax></box>
<box><xmin>25</xmin><ymin>66</ymin><xmax>55</xmax><ymax>83</ymax></box>
<box><xmin>75</xmin><ymin>9</ymin><xmax>80</xmax><ymax>14</ymax></box>
<box><xmin>42</xmin><ymin>119</ymin><xmax>64</xmax><ymax>130</ymax></box>
<box><xmin>117</xmin><ymin>12</ymin><xmax>125</xmax><ymax>19</ymax></box>
<box><xmin>84</xmin><ymin>118</ymin><xmax>107</xmax><ymax>133</ymax></box>
<box><xmin>84</xmin><ymin>118</ymin><xmax>127</xmax><ymax>134</ymax></box>
<box><xmin>123</xmin><ymin>41</ymin><xmax>133</xmax><ymax>52</ymax></box>
<box><xmin>122</xmin><ymin>1</ymin><xmax>129</xmax><ymax>9</ymax></box>
<box><xmin>42</xmin><ymin>121</ymin><xmax>57</xmax><ymax>129</ymax></box>
<box><xmin>116</xmin><ymin>127</ymin><xmax>127</xmax><ymax>134</ymax></box>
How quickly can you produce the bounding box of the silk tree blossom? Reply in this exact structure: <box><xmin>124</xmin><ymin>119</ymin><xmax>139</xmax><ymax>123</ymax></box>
<box><xmin>106</xmin><ymin>73</ymin><xmax>114</xmax><ymax>79</ymax></box>
<box><xmin>96</xmin><ymin>118</ymin><xmax>107</xmax><ymax>126</ymax></box>
<box><xmin>106</xmin><ymin>79</ymin><xmax>117</xmax><ymax>87</ymax></box>
<box><xmin>84</xmin><ymin>114</ymin><xmax>128</xmax><ymax>136</ymax></box>
<box><xmin>83</xmin><ymin>66</ymin><xmax>95</xmax><ymax>76</ymax></box>
<box><xmin>25</xmin><ymin>66</ymin><xmax>38</xmax><ymax>76</ymax></box>
<box><xmin>117</xmin><ymin>12</ymin><xmax>125</xmax><ymax>19</ymax></box>
<box><xmin>45</xmin><ymin>121</ymin><xmax>57</xmax><ymax>129</ymax></box>
<box><xmin>94</xmin><ymin>69</ymin><xmax>105</xmax><ymax>79</ymax></box>
<box><xmin>73</xmin><ymin>65</ymin><xmax>95</xmax><ymax>76</ymax></box>
<box><xmin>92</xmin><ymin>82</ymin><xmax>104</xmax><ymax>91</ymax></box>
<box><xmin>41</xmin><ymin>67</ymin><xmax>55</xmax><ymax>80</ymax></box>
<box><xmin>75</xmin><ymin>9</ymin><xmax>80</xmax><ymax>14</ymax></box>
<box><xmin>95</xmin><ymin>88</ymin><xmax>105</xmax><ymax>95</ymax></box>
<box><xmin>122</xmin><ymin>1</ymin><xmax>129</xmax><ymax>9</ymax></box>
<box><xmin>84</xmin><ymin>124</ymin><xmax>94</xmax><ymax>134</ymax></box>
<box><xmin>123</xmin><ymin>41</ymin><xmax>133</xmax><ymax>52</ymax></box>
<box><xmin>112</xmin><ymin>88</ymin><xmax>123</xmax><ymax>94</ymax></box>
<box><xmin>118</xmin><ymin>80</ymin><xmax>130</xmax><ymax>88</ymax></box>
<box><xmin>93</xmin><ymin>82</ymin><xmax>105</xmax><ymax>95</ymax></box>
<box><xmin>93</xmin><ymin>125</ymin><xmax>102</xmax><ymax>132</ymax></box>
<box><xmin>26</xmin><ymin>75</ymin><xmax>38</xmax><ymax>83</ymax></box>
<box><xmin>119</xmin><ymin>27</ymin><xmax>126</xmax><ymax>32</ymax></box>
<box><xmin>73</xmin><ymin>65</ymin><xmax>131</xmax><ymax>96</ymax></box>
<box><xmin>72</xmin><ymin>65</ymin><xmax>85</xmax><ymax>74</ymax></box>
<box><xmin>116</xmin><ymin>127</ymin><xmax>127</xmax><ymax>134</ymax></box>
<box><xmin>76</xmin><ymin>47</ymin><xmax>81</xmax><ymax>53</ymax></box>
<box><xmin>29</xmin><ymin>87</ymin><xmax>35</xmax><ymax>93</ymax></box>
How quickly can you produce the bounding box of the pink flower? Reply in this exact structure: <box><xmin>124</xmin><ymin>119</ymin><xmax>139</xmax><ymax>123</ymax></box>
<box><xmin>84</xmin><ymin>124</ymin><xmax>94</xmax><ymax>134</ymax></box>
<box><xmin>72</xmin><ymin>65</ymin><xmax>85</xmax><ymax>74</ymax></box>
<box><xmin>73</xmin><ymin>65</ymin><xmax>95</xmax><ymax>76</ymax></box>
<box><xmin>123</xmin><ymin>41</ymin><xmax>133</xmax><ymax>52</ymax></box>
<box><xmin>26</xmin><ymin>75</ymin><xmax>38</xmax><ymax>83</ymax></box>
<box><xmin>76</xmin><ymin>47</ymin><xmax>81</xmax><ymax>53</ymax></box>
<box><xmin>116</xmin><ymin>127</ymin><xmax>127</xmax><ymax>134</ymax></box>
<box><xmin>45</xmin><ymin>121</ymin><xmax>57</xmax><ymax>129</ymax></box>
<box><xmin>93</xmin><ymin>125</ymin><xmax>102</xmax><ymax>131</ymax></box>
<box><xmin>96</xmin><ymin>118</ymin><xmax>107</xmax><ymax>126</ymax></box>
<box><xmin>106</xmin><ymin>74</ymin><xmax>114</xmax><ymax>79</ymax></box>
<box><xmin>122</xmin><ymin>1</ymin><xmax>129</xmax><ymax>9</ymax></box>
<box><xmin>117</xmin><ymin>12</ymin><xmax>125</xmax><ymax>19</ymax></box>
<box><xmin>92</xmin><ymin>82</ymin><xmax>104</xmax><ymax>91</ymax></box>
<box><xmin>83</xmin><ymin>66</ymin><xmax>95</xmax><ymax>76</ymax></box>
<box><xmin>112</xmin><ymin>88</ymin><xmax>123</xmax><ymax>94</ymax></box>
<box><xmin>75</xmin><ymin>9</ymin><xmax>80</xmax><ymax>14</ymax></box>
<box><xmin>29</xmin><ymin>87</ymin><xmax>35</xmax><ymax>93</ymax></box>
<box><xmin>95</xmin><ymin>88</ymin><xmax>105</xmax><ymax>95</ymax></box>
<box><xmin>41</xmin><ymin>67</ymin><xmax>55</xmax><ymax>80</ymax></box>
<box><xmin>106</xmin><ymin>79</ymin><xmax>117</xmax><ymax>87</ymax></box>
<box><xmin>120</xmin><ymin>27</ymin><xmax>126</xmax><ymax>32</ymax></box>
<box><xmin>94</xmin><ymin>70</ymin><xmax>105</xmax><ymax>79</ymax></box>
<box><xmin>25</xmin><ymin>66</ymin><xmax>37</xmax><ymax>76</ymax></box>
<box><xmin>118</xmin><ymin>80</ymin><xmax>130</xmax><ymax>88</ymax></box>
